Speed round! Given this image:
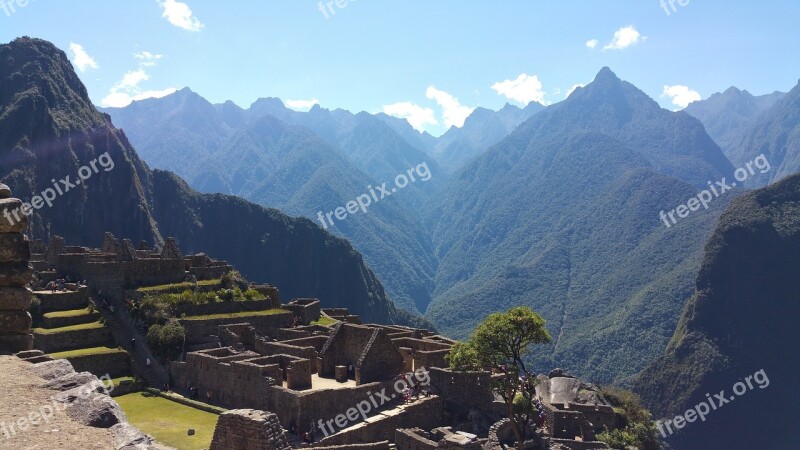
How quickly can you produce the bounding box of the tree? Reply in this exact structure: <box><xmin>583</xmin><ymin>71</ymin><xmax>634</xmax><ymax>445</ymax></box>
<box><xmin>146</xmin><ymin>320</ymin><xmax>186</xmax><ymax>361</ymax></box>
<box><xmin>447</xmin><ymin>307</ymin><xmax>551</xmax><ymax>449</ymax></box>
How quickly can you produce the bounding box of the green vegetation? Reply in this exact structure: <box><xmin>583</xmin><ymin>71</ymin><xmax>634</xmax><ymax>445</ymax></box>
<box><xmin>147</xmin><ymin>320</ymin><xmax>185</xmax><ymax>361</ymax></box>
<box><xmin>50</xmin><ymin>346</ymin><xmax>125</xmax><ymax>359</ymax></box>
<box><xmin>596</xmin><ymin>387</ymin><xmax>660</xmax><ymax>450</ymax></box>
<box><xmin>311</xmin><ymin>316</ymin><xmax>338</xmax><ymax>326</ymax></box>
<box><xmin>448</xmin><ymin>307</ymin><xmax>551</xmax><ymax>450</ymax></box>
<box><xmin>137</xmin><ymin>288</ymin><xmax>266</xmax><ymax>327</ymax></box>
<box><xmin>220</xmin><ymin>270</ymin><xmax>248</xmax><ymax>290</ymax></box>
<box><xmin>116</xmin><ymin>392</ymin><xmax>219</xmax><ymax>450</ymax></box>
<box><xmin>180</xmin><ymin>309</ymin><xmax>287</xmax><ymax>321</ymax></box>
<box><xmin>32</xmin><ymin>321</ymin><xmax>105</xmax><ymax>334</ymax></box>
<box><xmin>136</xmin><ymin>279</ymin><xmax>221</xmax><ymax>293</ymax></box>
<box><xmin>43</xmin><ymin>307</ymin><xmax>95</xmax><ymax>318</ymax></box>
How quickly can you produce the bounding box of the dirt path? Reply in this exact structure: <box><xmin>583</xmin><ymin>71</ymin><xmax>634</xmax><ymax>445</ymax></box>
<box><xmin>0</xmin><ymin>356</ymin><xmax>115</xmax><ymax>450</ymax></box>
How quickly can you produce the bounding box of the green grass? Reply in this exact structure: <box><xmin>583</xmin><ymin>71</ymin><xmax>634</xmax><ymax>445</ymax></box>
<box><xmin>32</xmin><ymin>321</ymin><xmax>105</xmax><ymax>334</ymax></box>
<box><xmin>116</xmin><ymin>392</ymin><xmax>220</xmax><ymax>450</ymax></box>
<box><xmin>137</xmin><ymin>279</ymin><xmax>221</xmax><ymax>293</ymax></box>
<box><xmin>110</xmin><ymin>376</ymin><xmax>136</xmax><ymax>387</ymax></box>
<box><xmin>311</xmin><ymin>316</ymin><xmax>338</xmax><ymax>326</ymax></box>
<box><xmin>43</xmin><ymin>307</ymin><xmax>95</xmax><ymax>318</ymax></box>
<box><xmin>49</xmin><ymin>346</ymin><xmax>126</xmax><ymax>359</ymax></box>
<box><xmin>180</xmin><ymin>308</ymin><xmax>288</xmax><ymax>321</ymax></box>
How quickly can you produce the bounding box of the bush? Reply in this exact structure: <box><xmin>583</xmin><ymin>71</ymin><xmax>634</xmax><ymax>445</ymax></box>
<box><xmin>220</xmin><ymin>270</ymin><xmax>248</xmax><ymax>290</ymax></box>
<box><xmin>146</xmin><ymin>320</ymin><xmax>185</xmax><ymax>361</ymax></box>
<box><xmin>597</xmin><ymin>387</ymin><xmax>661</xmax><ymax>450</ymax></box>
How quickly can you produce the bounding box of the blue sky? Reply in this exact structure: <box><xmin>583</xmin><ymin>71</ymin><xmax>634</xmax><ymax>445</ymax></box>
<box><xmin>1</xmin><ymin>0</ymin><xmax>799</xmax><ymax>136</ymax></box>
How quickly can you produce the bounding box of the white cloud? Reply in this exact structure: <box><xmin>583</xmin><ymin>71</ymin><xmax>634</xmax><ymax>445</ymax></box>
<box><xmin>425</xmin><ymin>86</ymin><xmax>474</xmax><ymax>128</ymax></box>
<box><xmin>158</xmin><ymin>0</ymin><xmax>203</xmax><ymax>31</ymax></box>
<box><xmin>586</xmin><ymin>39</ymin><xmax>599</xmax><ymax>49</ymax></box>
<box><xmin>566</xmin><ymin>84</ymin><xmax>585</xmax><ymax>98</ymax></box>
<box><xmin>285</xmin><ymin>98</ymin><xmax>320</xmax><ymax>111</ymax></box>
<box><xmin>662</xmin><ymin>85</ymin><xmax>702</xmax><ymax>109</ymax></box>
<box><xmin>603</xmin><ymin>26</ymin><xmax>644</xmax><ymax>51</ymax></box>
<box><xmin>134</xmin><ymin>51</ymin><xmax>163</xmax><ymax>67</ymax></box>
<box><xmin>101</xmin><ymin>54</ymin><xmax>178</xmax><ymax>108</ymax></box>
<box><xmin>382</xmin><ymin>102</ymin><xmax>438</xmax><ymax>132</ymax></box>
<box><xmin>69</xmin><ymin>43</ymin><xmax>98</xmax><ymax>72</ymax></box>
<box><xmin>491</xmin><ymin>73</ymin><xmax>547</xmax><ymax>105</ymax></box>
<box><xmin>101</xmin><ymin>88</ymin><xmax>179</xmax><ymax>108</ymax></box>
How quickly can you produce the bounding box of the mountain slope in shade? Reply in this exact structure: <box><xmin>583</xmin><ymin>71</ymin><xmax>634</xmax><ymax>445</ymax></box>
<box><xmin>0</xmin><ymin>37</ymin><xmax>401</xmax><ymax>324</ymax></box>
<box><xmin>431</xmin><ymin>101</ymin><xmax>544</xmax><ymax>173</ymax></box>
<box><xmin>685</xmin><ymin>86</ymin><xmax>785</xmax><ymax>161</ymax></box>
<box><xmin>634</xmin><ymin>173</ymin><xmax>800</xmax><ymax>450</ymax></box>
<box><xmin>726</xmin><ymin>79</ymin><xmax>800</xmax><ymax>184</ymax></box>
<box><xmin>425</xmin><ymin>67</ymin><xmax>736</xmax><ymax>385</ymax></box>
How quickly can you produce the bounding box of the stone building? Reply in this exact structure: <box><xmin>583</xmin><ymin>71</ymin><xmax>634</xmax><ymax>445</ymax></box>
<box><xmin>0</xmin><ymin>183</ymin><xmax>34</xmax><ymax>353</ymax></box>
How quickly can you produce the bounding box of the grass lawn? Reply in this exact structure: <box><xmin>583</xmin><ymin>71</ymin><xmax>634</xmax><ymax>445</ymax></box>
<box><xmin>32</xmin><ymin>321</ymin><xmax>105</xmax><ymax>334</ymax></box>
<box><xmin>311</xmin><ymin>316</ymin><xmax>338</xmax><ymax>326</ymax></box>
<box><xmin>43</xmin><ymin>307</ymin><xmax>96</xmax><ymax>318</ymax></box>
<box><xmin>116</xmin><ymin>392</ymin><xmax>220</xmax><ymax>450</ymax></box>
<box><xmin>181</xmin><ymin>308</ymin><xmax>289</xmax><ymax>321</ymax></box>
<box><xmin>49</xmin><ymin>346</ymin><xmax>125</xmax><ymax>359</ymax></box>
<box><xmin>137</xmin><ymin>279</ymin><xmax>221</xmax><ymax>293</ymax></box>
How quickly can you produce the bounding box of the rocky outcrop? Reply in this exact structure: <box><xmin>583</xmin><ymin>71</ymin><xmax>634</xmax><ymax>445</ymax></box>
<box><xmin>0</xmin><ymin>183</ymin><xmax>33</xmax><ymax>353</ymax></box>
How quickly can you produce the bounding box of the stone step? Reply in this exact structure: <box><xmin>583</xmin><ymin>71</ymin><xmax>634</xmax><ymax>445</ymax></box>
<box><xmin>34</xmin><ymin>288</ymin><xmax>89</xmax><ymax>313</ymax></box>
<box><xmin>42</xmin><ymin>307</ymin><xmax>101</xmax><ymax>328</ymax></box>
<box><xmin>48</xmin><ymin>346</ymin><xmax>132</xmax><ymax>379</ymax></box>
<box><xmin>33</xmin><ymin>321</ymin><xmax>114</xmax><ymax>353</ymax></box>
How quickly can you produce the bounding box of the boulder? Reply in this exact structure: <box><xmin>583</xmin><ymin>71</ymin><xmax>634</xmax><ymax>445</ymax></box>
<box><xmin>0</xmin><ymin>183</ymin><xmax>10</xmax><ymax>199</ymax></box>
<box><xmin>111</xmin><ymin>422</ymin><xmax>157</xmax><ymax>450</ymax></box>
<box><xmin>0</xmin><ymin>287</ymin><xmax>33</xmax><ymax>310</ymax></box>
<box><xmin>15</xmin><ymin>349</ymin><xmax>44</xmax><ymax>359</ymax></box>
<box><xmin>43</xmin><ymin>371</ymin><xmax>102</xmax><ymax>392</ymax></box>
<box><xmin>31</xmin><ymin>358</ymin><xmax>75</xmax><ymax>380</ymax></box>
<box><xmin>0</xmin><ymin>233</ymin><xmax>30</xmax><ymax>263</ymax></box>
<box><xmin>548</xmin><ymin>368</ymin><xmax>574</xmax><ymax>378</ymax></box>
<box><xmin>65</xmin><ymin>392</ymin><xmax>128</xmax><ymax>428</ymax></box>
<box><xmin>0</xmin><ymin>262</ymin><xmax>33</xmax><ymax>287</ymax></box>
<box><xmin>0</xmin><ymin>198</ymin><xmax>27</xmax><ymax>233</ymax></box>
<box><xmin>0</xmin><ymin>310</ymin><xmax>32</xmax><ymax>333</ymax></box>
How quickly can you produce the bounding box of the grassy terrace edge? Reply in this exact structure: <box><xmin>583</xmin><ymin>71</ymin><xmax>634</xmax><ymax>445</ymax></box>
<box><xmin>32</xmin><ymin>321</ymin><xmax>105</xmax><ymax>334</ymax></box>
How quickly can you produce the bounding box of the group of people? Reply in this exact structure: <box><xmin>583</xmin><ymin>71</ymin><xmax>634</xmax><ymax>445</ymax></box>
<box><xmin>46</xmin><ymin>277</ymin><xmax>83</xmax><ymax>292</ymax></box>
<box><xmin>184</xmin><ymin>382</ymin><xmax>212</xmax><ymax>403</ymax></box>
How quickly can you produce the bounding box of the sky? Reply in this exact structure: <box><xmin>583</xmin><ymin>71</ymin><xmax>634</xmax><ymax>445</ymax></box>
<box><xmin>1</xmin><ymin>0</ymin><xmax>799</xmax><ymax>136</ymax></box>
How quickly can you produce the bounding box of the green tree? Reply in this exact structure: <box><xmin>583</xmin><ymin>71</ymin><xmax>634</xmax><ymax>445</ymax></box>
<box><xmin>146</xmin><ymin>320</ymin><xmax>186</xmax><ymax>361</ymax></box>
<box><xmin>447</xmin><ymin>307</ymin><xmax>551</xmax><ymax>450</ymax></box>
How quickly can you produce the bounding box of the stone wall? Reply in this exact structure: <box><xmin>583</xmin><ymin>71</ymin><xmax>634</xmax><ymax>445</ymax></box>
<box><xmin>313</xmin><ymin>443</ymin><xmax>390</xmax><ymax>450</ymax></box>
<box><xmin>484</xmin><ymin>419</ymin><xmax>547</xmax><ymax>450</ymax></box>
<box><xmin>180</xmin><ymin>312</ymin><xmax>293</xmax><ymax>344</ymax></box>
<box><xmin>319</xmin><ymin>323</ymin><xmax>404</xmax><ymax>385</ymax></box>
<box><xmin>0</xmin><ymin>184</ymin><xmax>34</xmax><ymax>353</ymax></box>
<box><xmin>210</xmin><ymin>409</ymin><xmax>290</xmax><ymax>450</ymax></box>
<box><xmin>33</xmin><ymin>326</ymin><xmax>113</xmax><ymax>353</ymax></box>
<box><xmin>36</xmin><ymin>288</ymin><xmax>90</xmax><ymax>312</ymax></box>
<box><xmin>427</xmin><ymin>368</ymin><xmax>494</xmax><ymax>413</ymax></box>
<box><xmin>283</xmin><ymin>298</ymin><xmax>321</xmax><ymax>325</ymax></box>
<box><xmin>175</xmin><ymin>299</ymin><xmax>277</xmax><ymax>318</ymax></box>
<box><xmin>67</xmin><ymin>351</ymin><xmax>132</xmax><ymax>378</ymax></box>
<box><xmin>394</xmin><ymin>428</ymin><xmax>439</xmax><ymax>450</ymax></box>
<box><xmin>316</xmin><ymin>396</ymin><xmax>443</xmax><ymax>446</ymax></box>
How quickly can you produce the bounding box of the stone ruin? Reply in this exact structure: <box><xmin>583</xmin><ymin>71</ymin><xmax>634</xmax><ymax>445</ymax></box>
<box><xmin>210</xmin><ymin>409</ymin><xmax>290</xmax><ymax>450</ymax></box>
<box><xmin>0</xmin><ymin>183</ymin><xmax>34</xmax><ymax>353</ymax></box>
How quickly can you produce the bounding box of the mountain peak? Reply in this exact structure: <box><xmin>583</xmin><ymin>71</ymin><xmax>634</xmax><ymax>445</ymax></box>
<box><xmin>594</xmin><ymin>66</ymin><xmax>621</xmax><ymax>83</ymax></box>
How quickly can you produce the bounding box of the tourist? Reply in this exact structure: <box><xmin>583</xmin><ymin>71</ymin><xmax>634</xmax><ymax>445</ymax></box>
<box><xmin>206</xmin><ymin>390</ymin><xmax>212</xmax><ymax>403</ymax></box>
<box><xmin>130</xmin><ymin>338</ymin><xmax>136</xmax><ymax>349</ymax></box>
<box><xmin>289</xmin><ymin>418</ymin><xmax>296</xmax><ymax>434</ymax></box>
<box><xmin>146</xmin><ymin>358</ymin><xmax>151</xmax><ymax>367</ymax></box>
<box><xmin>302</xmin><ymin>431</ymin><xmax>313</xmax><ymax>444</ymax></box>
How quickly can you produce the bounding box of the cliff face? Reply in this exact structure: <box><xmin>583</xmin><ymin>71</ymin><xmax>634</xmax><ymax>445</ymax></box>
<box><xmin>0</xmin><ymin>37</ymin><xmax>398</xmax><ymax>324</ymax></box>
<box><xmin>635</xmin><ymin>173</ymin><xmax>800</xmax><ymax>450</ymax></box>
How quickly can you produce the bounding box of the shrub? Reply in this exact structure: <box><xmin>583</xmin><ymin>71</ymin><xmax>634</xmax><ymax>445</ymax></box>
<box><xmin>220</xmin><ymin>270</ymin><xmax>248</xmax><ymax>290</ymax></box>
<box><xmin>146</xmin><ymin>320</ymin><xmax>185</xmax><ymax>361</ymax></box>
<box><xmin>597</xmin><ymin>387</ymin><xmax>661</xmax><ymax>450</ymax></box>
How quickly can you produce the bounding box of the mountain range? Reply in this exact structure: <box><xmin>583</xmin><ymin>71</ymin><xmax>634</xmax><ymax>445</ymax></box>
<box><xmin>0</xmin><ymin>37</ymin><xmax>404</xmax><ymax>325</ymax></box>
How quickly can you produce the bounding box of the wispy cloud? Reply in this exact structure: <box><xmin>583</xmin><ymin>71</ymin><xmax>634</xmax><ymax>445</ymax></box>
<box><xmin>101</xmin><ymin>53</ymin><xmax>179</xmax><ymax>108</ymax></box>
<box><xmin>382</xmin><ymin>102</ymin><xmax>438</xmax><ymax>132</ymax></box>
<box><xmin>586</xmin><ymin>39</ymin><xmax>599</xmax><ymax>49</ymax></box>
<box><xmin>662</xmin><ymin>85</ymin><xmax>702</xmax><ymax>109</ymax></box>
<box><xmin>491</xmin><ymin>73</ymin><xmax>547</xmax><ymax>105</ymax></box>
<box><xmin>286</xmin><ymin>98</ymin><xmax>320</xmax><ymax>111</ymax></box>
<box><xmin>603</xmin><ymin>26</ymin><xmax>645</xmax><ymax>51</ymax></box>
<box><xmin>425</xmin><ymin>86</ymin><xmax>474</xmax><ymax>128</ymax></box>
<box><xmin>158</xmin><ymin>0</ymin><xmax>203</xmax><ymax>32</ymax></box>
<box><xmin>69</xmin><ymin>43</ymin><xmax>98</xmax><ymax>72</ymax></box>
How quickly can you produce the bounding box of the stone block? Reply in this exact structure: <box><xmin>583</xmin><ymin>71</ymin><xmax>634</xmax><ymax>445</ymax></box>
<box><xmin>0</xmin><ymin>333</ymin><xmax>33</xmax><ymax>352</ymax></box>
<box><xmin>0</xmin><ymin>233</ymin><xmax>30</xmax><ymax>263</ymax></box>
<box><xmin>335</xmin><ymin>365</ymin><xmax>348</xmax><ymax>382</ymax></box>
<box><xmin>0</xmin><ymin>287</ymin><xmax>33</xmax><ymax>310</ymax></box>
<box><xmin>0</xmin><ymin>310</ymin><xmax>32</xmax><ymax>333</ymax></box>
<box><xmin>0</xmin><ymin>198</ymin><xmax>27</xmax><ymax>233</ymax></box>
<box><xmin>0</xmin><ymin>262</ymin><xmax>33</xmax><ymax>287</ymax></box>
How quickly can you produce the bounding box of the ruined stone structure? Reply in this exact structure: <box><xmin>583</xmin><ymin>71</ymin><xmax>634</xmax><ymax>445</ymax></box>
<box><xmin>36</xmin><ymin>233</ymin><xmax>234</xmax><ymax>301</ymax></box>
<box><xmin>0</xmin><ymin>184</ymin><xmax>34</xmax><ymax>353</ymax></box>
<box><xmin>210</xmin><ymin>409</ymin><xmax>291</xmax><ymax>450</ymax></box>
<box><xmin>319</xmin><ymin>323</ymin><xmax>405</xmax><ymax>385</ymax></box>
